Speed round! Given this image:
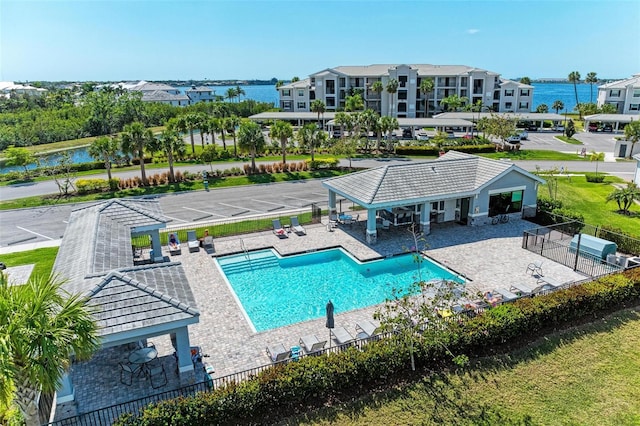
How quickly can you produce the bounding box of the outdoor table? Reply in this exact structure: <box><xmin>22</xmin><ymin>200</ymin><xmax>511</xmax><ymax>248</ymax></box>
<box><xmin>128</xmin><ymin>347</ymin><xmax>158</xmax><ymax>377</ymax></box>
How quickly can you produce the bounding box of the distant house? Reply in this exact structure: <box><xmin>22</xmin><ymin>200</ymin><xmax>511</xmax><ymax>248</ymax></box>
<box><xmin>186</xmin><ymin>85</ymin><xmax>216</xmax><ymax>103</ymax></box>
<box><xmin>0</xmin><ymin>81</ymin><xmax>47</xmax><ymax>98</ymax></box>
<box><xmin>597</xmin><ymin>74</ymin><xmax>640</xmax><ymax>114</ymax></box>
<box><xmin>115</xmin><ymin>80</ymin><xmax>190</xmax><ymax>106</ymax></box>
<box><xmin>322</xmin><ymin>151</ymin><xmax>544</xmax><ymax>244</ymax></box>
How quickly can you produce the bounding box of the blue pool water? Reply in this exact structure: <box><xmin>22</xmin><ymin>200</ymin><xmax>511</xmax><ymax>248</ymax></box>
<box><xmin>216</xmin><ymin>248</ymin><xmax>463</xmax><ymax>332</ymax></box>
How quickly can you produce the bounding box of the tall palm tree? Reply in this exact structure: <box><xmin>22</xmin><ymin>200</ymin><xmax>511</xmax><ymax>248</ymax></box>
<box><xmin>0</xmin><ymin>273</ymin><xmax>98</xmax><ymax>426</ymax></box>
<box><xmin>235</xmin><ymin>85</ymin><xmax>245</xmax><ymax>102</ymax></box>
<box><xmin>225</xmin><ymin>115</ymin><xmax>241</xmax><ymax>157</ymax></box>
<box><xmin>121</xmin><ymin>121</ymin><xmax>154</xmax><ymax>185</ymax></box>
<box><xmin>275</xmin><ymin>80</ymin><xmax>284</xmax><ymax>91</ymax></box>
<box><xmin>440</xmin><ymin>94</ymin><xmax>468</xmax><ymax>112</ymax></box>
<box><xmin>345</xmin><ymin>94</ymin><xmax>364</xmax><ymax>112</ymax></box>
<box><xmin>175</xmin><ymin>113</ymin><xmax>199</xmax><ymax>154</ymax></box>
<box><xmin>237</xmin><ymin>121</ymin><xmax>265</xmax><ymax>173</ymax></box>
<box><xmin>380</xmin><ymin>116</ymin><xmax>399</xmax><ymax>151</ymax></box>
<box><xmin>585</xmin><ymin>72</ymin><xmax>598</xmax><ymax>103</ymax></box>
<box><xmin>297</xmin><ymin>123</ymin><xmax>325</xmax><ymax>162</ymax></box>
<box><xmin>419</xmin><ymin>78</ymin><xmax>435</xmax><ymax>117</ymax></box>
<box><xmin>624</xmin><ymin>120</ymin><xmax>640</xmax><ymax>159</ymax></box>
<box><xmin>552</xmin><ymin>100</ymin><xmax>565</xmax><ymax>114</ymax></box>
<box><xmin>310</xmin><ymin>99</ymin><xmax>326</xmax><ymax>129</ymax></box>
<box><xmin>158</xmin><ymin>128</ymin><xmax>187</xmax><ymax>182</ymax></box>
<box><xmin>225</xmin><ymin>87</ymin><xmax>238</xmax><ymax>102</ymax></box>
<box><xmin>195</xmin><ymin>113</ymin><xmax>209</xmax><ymax>148</ymax></box>
<box><xmin>568</xmin><ymin>71</ymin><xmax>581</xmax><ymax>117</ymax></box>
<box><xmin>88</xmin><ymin>136</ymin><xmax>119</xmax><ymax>181</ymax></box>
<box><xmin>371</xmin><ymin>80</ymin><xmax>384</xmax><ymax>114</ymax></box>
<box><xmin>269</xmin><ymin>120</ymin><xmax>294</xmax><ymax>164</ymax></box>
<box><xmin>385</xmin><ymin>78</ymin><xmax>399</xmax><ymax>117</ymax></box>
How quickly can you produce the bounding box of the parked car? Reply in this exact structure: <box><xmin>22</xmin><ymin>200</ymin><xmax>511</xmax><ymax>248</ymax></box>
<box><xmin>415</xmin><ymin>131</ymin><xmax>429</xmax><ymax>141</ymax></box>
<box><xmin>588</xmin><ymin>123</ymin><xmax>599</xmax><ymax>132</ymax></box>
<box><xmin>446</xmin><ymin>131</ymin><xmax>456</xmax><ymax>139</ymax></box>
<box><xmin>462</xmin><ymin>133</ymin><xmax>474</xmax><ymax>140</ymax></box>
<box><xmin>516</xmin><ymin>129</ymin><xmax>528</xmax><ymax>140</ymax></box>
<box><xmin>602</xmin><ymin>123</ymin><xmax>613</xmax><ymax>132</ymax></box>
<box><xmin>526</xmin><ymin>123</ymin><xmax>538</xmax><ymax>131</ymax></box>
<box><xmin>402</xmin><ymin>128</ymin><xmax>413</xmax><ymax>139</ymax></box>
<box><xmin>332</xmin><ymin>129</ymin><xmax>342</xmax><ymax>138</ymax></box>
<box><xmin>506</xmin><ymin>134</ymin><xmax>522</xmax><ymax>144</ymax></box>
<box><xmin>552</xmin><ymin>124</ymin><xmax>565</xmax><ymax>132</ymax></box>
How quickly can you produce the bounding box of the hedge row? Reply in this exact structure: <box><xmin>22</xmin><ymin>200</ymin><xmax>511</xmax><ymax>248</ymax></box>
<box><xmin>395</xmin><ymin>144</ymin><xmax>496</xmax><ymax>156</ymax></box>
<box><xmin>114</xmin><ymin>269</ymin><xmax>640</xmax><ymax>425</ymax></box>
<box><xmin>598</xmin><ymin>225</ymin><xmax>640</xmax><ymax>256</ymax></box>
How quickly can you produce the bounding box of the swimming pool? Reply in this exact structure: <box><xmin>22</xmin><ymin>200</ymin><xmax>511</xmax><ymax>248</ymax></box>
<box><xmin>215</xmin><ymin>248</ymin><xmax>463</xmax><ymax>332</ymax></box>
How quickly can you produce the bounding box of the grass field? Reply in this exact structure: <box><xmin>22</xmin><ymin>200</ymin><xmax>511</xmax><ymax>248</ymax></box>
<box><xmin>287</xmin><ymin>307</ymin><xmax>640</xmax><ymax>426</ymax></box>
<box><xmin>0</xmin><ymin>247</ymin><xmax>59</xmax><ymax>279</ymax></box>
<box><xmin>478</xmin><ymin>149</ymin><xmax>587</xmax><ymax>161</ymax></box>
<box><xmin>540</xmin><ymin>175</ymin><xmax>640</xmax><ymax>236</ymax></box>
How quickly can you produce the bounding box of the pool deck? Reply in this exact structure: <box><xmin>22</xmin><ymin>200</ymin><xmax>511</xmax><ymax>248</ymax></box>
<box><xmin>57</xmin><ymin>217</ymin><xmax>585</xmax><ymax>420</ymax></box>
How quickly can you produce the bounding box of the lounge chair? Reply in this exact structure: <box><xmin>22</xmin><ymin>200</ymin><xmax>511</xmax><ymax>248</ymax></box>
<box><xmin>272</xmin><ymin>219</ymin><xmax>288</xmax><ymax>238</ymax></box>
<box><xmin>203</xmin><ymin>235</ymin><xmax>214</xmax><ymax>250</ymax></box>
<box><xmin>168</xmin><ymin>234</ymin><xmax>181</xmax><ymax>255</ymax></box>
<box><xmin>187</xmin><ymin>230</ymin><xmax>199</xmax><ymax>252</ymax></box>
<box><xmin>266</xmin><ymin>343</ymin><xmax>292</xmax><ymax>362</ymax></box>
<box><xmin>526</xmin><ymin>260</ymin><xmax>544</xmax><ymax>276</ymax></box>
<box><xmin>493</xmin><ymin>288</ymin><xmax>520</xmax><ymax>303</ymax></box>
<box><xmin>355</xmin><ymin>320</ymin><xmax>383</xmax><ymax>339</ymax></box>
<box><xmin>536</xmin><ymin>276</ymin><xmax>569</xmax><ymax>289</ymax></box>
<box><xmin>289</xmin><ymin>216</ymin><xmax>306</xmax><ymax>235</ymax></box>
<box><xmin>299</xmin><ymin>334</ymin><xmax>327</xmax><ymax>353</ymax></box>
<box><xmin>330</xmin><ymin>326</ymin><xmax>355</xmax><ymax>345</ymax></box>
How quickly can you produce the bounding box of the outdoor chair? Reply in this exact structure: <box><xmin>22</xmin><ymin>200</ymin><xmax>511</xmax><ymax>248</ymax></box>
<box><xmin>526</xmin><ymin>260</ymin><xmax>544</xmax><ymax>276</ymax></box>
<box><xmin>149</xmin><ymin>363</ymin><xmax>168</xmax><ymax>389</ymax></box>
<box><xmin>119</xmin><ymin>362</ymin><xmax>141</xmax><ymax>386</ymax></box>
<box><xmin>493</xmin><ymin>288</ymin><xmax>520</xmax><ymax>303</ymax></box>
<box><xmin>289</xmin><ymin>216</ymin><xmax>306</xmax><ymax>235</ymax></box>
<box><xmin>272</xmin><ymin>219</ymin><xmax>288</xmax><ymax>239</ymax></box>
<box><xmin>203</xmin><ymin>235</ymin><xmax>214</xmax><ymax>250</ymax></box>
<box><xmin>266</xmin><ymin>343</ymin><xmax>292</xmax><ymax>363</ymax></box>
<box><xmin>536</xmin><ymin>276</ymin><xmax>568</xmax><ymax>289</ymax></box>
<box><xmin>355</xmin><ymin>320</ymin><xmax>384</xmax><ymax>339</ymax></box>
<box><xmin>510</xmin><ymin>281</ymin><xmax>551</xmax><ymax>296</ymax></box>
<box><xmin>187</xmin><ymin>230</ymin><xmax>199</xmax><ymax>252</ymax></box>
<box><xmin>168</xmin><ymin>234</ymin><xmax>181</xmax><ymax>255</ymax></box>
<box><xmin>299</xmin><ymin>334</ymin><xmax>327</xmax><ymax>353</ymax></box>
<box><xmin>330</xmin><ymin>326</ymin><xmax>355</xmax><ymax>345</ymax></box>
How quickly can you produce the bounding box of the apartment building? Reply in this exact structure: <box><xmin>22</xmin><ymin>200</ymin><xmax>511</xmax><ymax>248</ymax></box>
<box><xmin>278</xmin><ymin>64</ymin><xmax>533</xmax><ymax>117</ymax></box>
<box><xmin>597</xmin><ymin>74</ymin><xmax>640</xmax><ymax>114</ymax></box>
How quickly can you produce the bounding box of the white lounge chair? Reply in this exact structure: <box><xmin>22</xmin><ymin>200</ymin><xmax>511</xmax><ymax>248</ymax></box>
<box><xmin>266</xmin><ymin>343</ymin><xmax>292</xmax><ymax>363</ymax></box>
<box><xmin>510</xmin><ymin>281</ymin><xmax>552</xmax><ymax>296</ymax></box>
<box><xmin>299</xmin><ymin>335</ymin><xmax>327</xmax><ymax>353</ymax></box>
<box><xmin>272</xmin><ymin>219</ymin><xmax>288</xmax><ymax>238</ymax></box>
<box><xmin>536</xmin><ymin>276</ymin><xmax>569</xmax><ymax>289</ymax></box>
<box><xmin>355</xmin><ymin>320</ymin><xmax>383</xmax><ymax>339</ymax></box>
<box><xmin>187</xmin><ymin>230</ymin><xmax>199</xmax><ymax>252</ymax></box>
<box><xmin>168</xmin><ymin>234</ymin><xmax>181</xmax><ymax>255</ymax></box>
<box><xmin>330</xmin><ymin>326</ymin><xmax>355</xmax><ymax>345</ymax></box>
<box><xmin>289</xmin><ymin>216</ymin><xmax>306</xmax><ymax>235</ymax></box>
<box><xmin>494</xmin><ymin>288</ymin><xmax>520</xmax><ymax>303</ymax></box>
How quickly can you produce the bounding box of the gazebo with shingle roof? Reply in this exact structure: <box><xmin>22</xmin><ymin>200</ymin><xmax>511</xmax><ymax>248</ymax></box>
<box><xmin>52</xmin><ymin>199</ymin><xmax>200</xmax><ymax>403</ymax></box>
<box><xmin>322</xmin><ymin>151</ymin><xmax>544</xmax><ymax>243</ymax></box>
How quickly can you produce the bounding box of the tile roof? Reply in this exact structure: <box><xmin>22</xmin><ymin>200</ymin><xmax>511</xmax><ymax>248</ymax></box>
<box><xmin>315</xmin><ymin>64</ymin><xmax>499</xmax><ymax>77</ymax></box>
<box><xmin>141</xmin><ymin>90</ymin><xmax>190</xmax><ymax>102</ymax></box>
<box><xmin>598</xmin><ymin>74</ymin><xmax>640</xmax><ymax>89</ymax></box>
<box><xmin>54</xmin><ymin>199</ymin><xmax>199</xmax><ymax>339</ymax></box>
<box><xmin>322</xmin><ymin>151</ymin><xmax>542</xmax><ymax>207</ymax></box>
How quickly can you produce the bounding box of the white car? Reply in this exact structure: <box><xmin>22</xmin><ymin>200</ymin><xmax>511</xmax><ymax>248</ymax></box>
<box><xmin>506</xmin><ymin>135</ymin><xmax>522</xmax><ymax>144</ymax></box>
<box><xmin>553</xmin><ymin>125</ymin><xmax>565</xmax><ymax>132</ymax></box>
<box><xmin>415</xmin><ymin>132</ymin><xmax>429</xmax><ymax>141</ymax></box>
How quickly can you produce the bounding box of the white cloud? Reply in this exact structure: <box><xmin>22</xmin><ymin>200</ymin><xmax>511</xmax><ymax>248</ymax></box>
<box><xmin>467</xmin><ymin>29</ymin><xmax>480</xmax><ymax>35</ymax></box>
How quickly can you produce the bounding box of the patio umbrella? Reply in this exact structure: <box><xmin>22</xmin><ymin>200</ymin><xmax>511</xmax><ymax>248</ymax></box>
<box><xmin>326</xmin><ymin>300</ymin><xmax>334</xmax><ymax>347</ymax></box>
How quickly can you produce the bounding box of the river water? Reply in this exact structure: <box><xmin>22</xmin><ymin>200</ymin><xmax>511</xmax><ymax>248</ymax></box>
<box><xmin>0</xmin><ymin>83</ymin><xmax>596</xmax><ymax>173</ymax></box>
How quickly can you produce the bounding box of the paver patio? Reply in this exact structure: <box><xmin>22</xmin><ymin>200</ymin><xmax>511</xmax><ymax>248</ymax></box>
<box><xmin>57</xmin><ymin>216</ymin><xmax>585</xmax><ymax>421</ymax></box>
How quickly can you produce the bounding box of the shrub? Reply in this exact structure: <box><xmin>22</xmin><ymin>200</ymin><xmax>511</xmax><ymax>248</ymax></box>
<box><xmin>598</xmin><ymin>225</ymin><xmax>640</xmax><ymax>255</ymax></box>
<box><xmin>76</xmin><ymin>178</ymin><xmax>109</xmax><ymax>194</ymax></box>
<box><xmin>307</xmin><ymin>158</ymin><xmax>339</xmax><ymax>170</ymax></box>
<box><xmin>116</xmin><ymin>271</ymin><xmax>640</xmax><ymax>426</ymax></box>
<box><xmin>108</xmin><ymin>178</ymin><xmax>119</xmax><ymax>191</ymax></box>
<box><xmin>585</xmin><ymin>173</ymin><xmax>605</xmax><ymax>183</ymax></box>
<box><xmin>395</xmin><ymin>144</ymin><xmax>495</xmax><ymax>156</ymax></box>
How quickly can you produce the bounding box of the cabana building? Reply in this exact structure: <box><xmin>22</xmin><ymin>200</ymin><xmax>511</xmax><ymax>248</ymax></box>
<box><xmin>322</xmin><ymin>151</ymin><xmax>545</xmax><ymax>243</ymax></box>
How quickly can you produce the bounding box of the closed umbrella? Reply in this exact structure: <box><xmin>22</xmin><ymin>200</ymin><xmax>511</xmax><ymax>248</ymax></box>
<box><xmin>326</xmin><ymin>300</ymin><xmax>334</xmax><ymax>347</ymax></box>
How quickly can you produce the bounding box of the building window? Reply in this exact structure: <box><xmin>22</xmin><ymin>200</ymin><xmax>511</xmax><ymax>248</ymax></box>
<box><xmin>297</xmin><ymin>89</ymin><xmax>305</xmax><ymax>97</ymax></box>
<box><xmin>633</xmin><ymin>89</ymin><xmax>640</xmax><ymax>97</ymax></box>
<box><xmin>630</xmin><ymin>104</ymin><xmax>640</xmax><ymax>111</ymax></box>
<box><xmin>519</xmin><ymin>102</ymin><xmax>529</xmax><ymax>109</ymax></box>
<box><xmin>326</xmin><ymin>80</ymin><xmax>335</xmax><ymax>95</ymax></box>
<box><xmin>460</xmin><ymin>89</ymin><xmax>468</xmax><ymax>98</ymax></box>
<box><xmin>520</xmin><ymin>89</ymin><xmax>530</xmax><ymax>96</ymax></box>
<box><xmin>282</xmin><ymin>101</ymin><xmax>292</xmax><ymax>109</ymax></box>
<box><xmin>610</xmin><ymin>89</ymin><xmax>621</xmax><ymax>97</ymax></box>
<box><xmin>504</xmin><ymin>89</ymin><xmax>514</xmax><ymax>96</ymax></box>
<box><xmin>326</xmin><ymin>97</ymin><xmax>335</xmax><ymax>107</ymax></box>
<box><xmin>339</xmin><ymin>77</ymin><xmax>346</xmax><ymax>88</ymax></box>
<box><xmin>505</xmin><ymin>102</ymin><xmax>513</xmax><ymax>110</ymax></box>
<box><xmin>397</xmin><ymin>102</ymin><xmax>407</xmax><ymax>112</ymax></box>
<box><xmin>398</xmin><ymin>91</ymin><xmax>408</xmax><ymax>100</ymax></box>
<box><xmin>460</xmin><ymin>77</ymin><xmax>468</xmax><ymax>87</ymax></box>
<box><xmin>489</xmin><ymin>190</ymin><xmax>523</xmax><ymax>216</ymax></box>
<box><xmin>282</xmin><ymin>89</ymin><xmax>291</xmax><ymax>97</ymax></box>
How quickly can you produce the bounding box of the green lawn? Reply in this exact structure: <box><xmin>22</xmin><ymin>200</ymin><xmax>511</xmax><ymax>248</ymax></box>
<box><xmin>287</xmin><ymin>307</ymin><xmax>640</xmax><ymax>426</ymax></box>
<box><xmin>478</xmin><ymin>149</ymin><xmax>587</xmax><ymax>161</ymax></box>
<box><xmin>0</xmin><ymin>247</ymin><xmax>59</xmax><ymax>279</ymax></box>
<box><xmin>540</xmin><ymin>175</ymin><xmax>640</xmax><ymax>236</ymax></box>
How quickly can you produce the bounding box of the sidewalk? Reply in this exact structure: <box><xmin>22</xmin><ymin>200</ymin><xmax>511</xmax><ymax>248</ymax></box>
<box><xmin>0</xmin><ymin>239</ymin><xmax>62</xmax><ymax>255</ymax></box>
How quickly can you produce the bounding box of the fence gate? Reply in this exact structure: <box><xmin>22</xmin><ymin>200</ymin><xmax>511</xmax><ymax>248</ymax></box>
<box><xmin>311</xmin><ymin>203</ymin><xmax>322</xmax><ymax>224</ymax></box>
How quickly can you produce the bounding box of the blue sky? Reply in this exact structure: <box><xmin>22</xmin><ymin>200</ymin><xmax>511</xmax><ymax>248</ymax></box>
<box><xmin>1</xmin><ymin>0</ymin><xmax>638</xmax><ymax>82</ymax></box>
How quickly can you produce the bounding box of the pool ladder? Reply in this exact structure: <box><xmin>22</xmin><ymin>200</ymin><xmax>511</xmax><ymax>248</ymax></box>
<box><xmin>240</xmin><ymin>239</ymin><xmax>253</xmax><ymax>270</ymax></box>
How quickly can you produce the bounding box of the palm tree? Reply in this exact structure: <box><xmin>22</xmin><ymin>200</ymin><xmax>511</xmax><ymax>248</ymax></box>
<box><xmin>235</xmin><ymin>85</ymin><xmax>245</xmax><ymax>102</ymax></box>
<box><xmin>195</xmin><ymin>113</ymin><xmax>209</xmax><ymax>148</ymax></box>
<box><xmin>297</xmin><ymin>123</ymin><xmax>325</xmax><ymax>162</ymax></box>
<box><xmin>568</xmin><ymin>71</ymin><xmax>581</xmax><ymax>117</ymax></box>
<box><xmin>0</xmin><ymin>273</ymin><xmax>98</xmax><ymax>426</ymax></box>
<box><xmin>419</xmin><ymin>78</ymin><xmax>435</xmax><ymax>117</ymax></box>
<box><xmin>520</xmin><ymin>76</ymin><xmax>531</xmax><ymax>85</ymax></box>
<box><xmin>606</xmin><ymin>182</ymin><xmax>640</xmax><ymax>215</ymax></box>
<box><xmin>291</xmin><ymin>76</ymin><xmax>300</xmax><ymax>82</ymax></box>
<box><xmin>589</xmin><ymin>150</ymin><xmax>605</xmax><ymax>178</ymax></box>
<box><xmin>158</xmin><ymin>128</ymin><xmax>186</xmax><ymax>182</ymax></box>
<box><xmin>310</xmin><ymin>99</ymin><xmax>326</xmax><ymax>129</ymax></box>
<box><xmin>624</xmin><ymin>120</ymin><xmax>640</xmax><ymax>159</ymax></box>
<box><xmin>380</xmin><ymin>115</ymin><xmax>399</xmax><ymax>151</ymax></box>
<box><xmin>275</xmin><ymin>80</ymin><xmax>284</xmax><ymax>91</ymax></box>
<box><xmin>371</xmin><ymin>80</ymin><xmax>384</xmax><ymax>114</ymax></box>
<box><xmin>345</xmin><ymin>94</ymin><xmax>364</xmax><ymax>112</ymax></box>
<box><xmin>536</xmin><ymin>104</ymin><xmax>549</xmax><ymax>113</ymax></box>
<box><xmin>225</xmin><ymin>87</ymin><xmax>238</xmax><ymax>102</ymax></box>
<box><xmin>440</xmin><ymin>94</ymin><xmax>468</xmax><ymax>112</ymax></box>
<box><xmin>88</xmin><ymin>136</ymin><xmax>119</xmax><ymax>181</ymax></box>
<box><xmin>385</xmin><ymin>78</ymin><xmax>398</xmax><ymax>117</ymax></box>
<box><xmin>552</xmin><ymin>100</ymin><xmax>565</xmax><ymax>114</ymax></box>
<box><xmin>175</xmin><ymin>113</ymin><xmax>199</xmax><ymax>154</ymax></box>
<box><xmin>334</xmin><ymin>111</ymin><xmax>350</xmax><ymax>140</ymax></box>
<box><xmin>237</xmin><ymin>121</ymin><xmax>265</xmax><ymax>173</ymax></box>
<box><xmin>225</xmin><ymin>115</ymin><xmax>241</xmax><ymax>157</ymax></box>
<box><xmin>269</xmin><ymin>120</ymin><xmax>293</xmax><ymax>164</ymax></box>
<box><xmin>585</xmin><ymin>72</ymin><xmax>598</xmax><ymax>103</ymax></box>
<box><xmin>121</xmin><ymin>121</ymin><xmax>154</xmax><ymax>185</ymax></box>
